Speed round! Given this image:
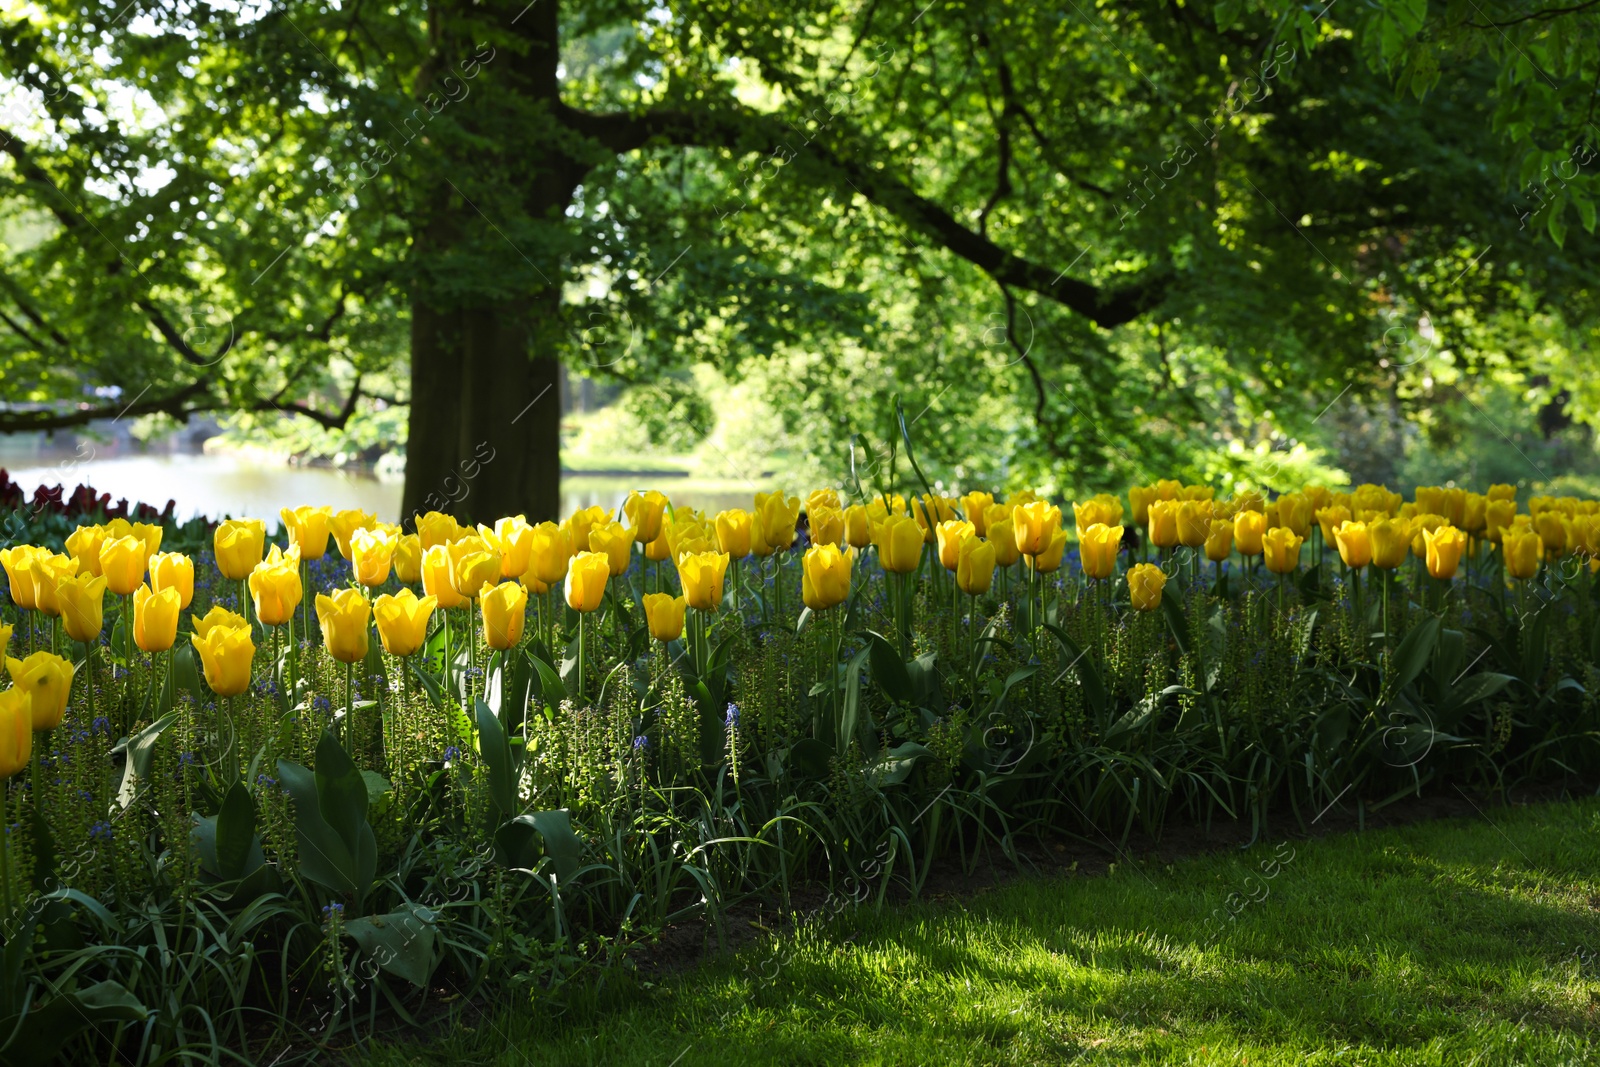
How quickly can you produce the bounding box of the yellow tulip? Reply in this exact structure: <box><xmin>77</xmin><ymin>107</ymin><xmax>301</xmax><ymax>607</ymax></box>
<box><xmin>373</xmin><ymin>588</ymin><xmax>437</xmax><ymax>657</ymax></box>
<box><xmin>1487</xmin><ymin>483</ymin><xmax>1517</xmax><ymax>502</ymax></box>
<box><xmin>565</xmin><ymin>551</ymin><xmax>610</xmax><ymax>612</ymax></box>
<box><xmin>192</xmin><ymin>624</ymin><xmax>255</xmax><ymax>697</ymax></box>
<box><xmin>1334</xmin><ymin>521</ymin><xmax>1372</xmax><ymax>569</ymax></box>
<box><xmin>1275</xmin><ymin>493</ymin><xmax>1313</xmax><ymax>539</ymax></box>
<box><xmin>453</xmin><ymin>547</ymin><xmax>504</xmax><ymax>602</ymax></box>
<box><xmin>479</xmin><ymin>515</ymin><xmax>536</xmax><ymax>578</ymax></box>
<box><xmin>1080</xmin><ymin>523</ymin><xmax>1124</xmax><ymax>579</ymax></box>
<box><xmin>1484</xmin><ymin>500</ymin><xmax>1517</xmax><ymax>544</ymax></box>
<box><xmin>32</xmin><ymin>553</ymin><xmax>77</xmax><ymax>618</ymax></box>
<box><xmin>1503</xmin><ymin>527</ymin><xmax>1542</xmax><ymax>580</ymax></box>
<box><xmin>1179</xmin><ymin>484</ymin><xmax>1215</xmax><ymax>502</ymax></box>
<box><xmin>843</xmin><ymin>505</ymin><xmax>872</xmax><ymax>548</ymax></box>
<box><xmin>645</xmin><ymin>534</ymin><xmax>672</xmax><ymax>562</ymax></box>
<box><xmin>1304</xmin><ymin>485</ymin><xmax>1332</xmax><ymax>511</ymax></box>
<box><xmin>1073</xmin><ymin>494</ymin><xmax>1124</xmax><ymax>536</ymax></box>
<box><xmin>1316</xmin><ymin>506</ymin><xmax>1352</xmax><ymax>545</ymax></box>
<box><xmin>331</xmin><ymin>508</ymin><xmax>377</xmax><ymax>559</ymax></box>
<box><xmin>1177</xmin><ymin>500</ymin><xmax>1212</xmax><ymax>548</ymax></box>
<box><xmin>214</xmin><ymin>518</ymin><xmax>266</xmax><ymax>580</ymax></box>
<box><xmin>1005</xmin><ymin>489</ymin><xmax>1040</xmax><ymax>507</ymax></box>
<box><xmin>422</xmin><ymin>545</ymin><xmax>467</xmax><ymax>610</ymax></box>
<box><xmin>588</xmin><ymin>521</ymin><xmax>635</xmax><ymax>577</ymax></box>
<box><xmin>1129</xmin><ymin>485</ymin><xmax>1157</xmax><ymax>527</ymax></box>
<box><xmin>527</xmin><ymin>522</ymin><xmax>571</xmax><ymax>585</ymax></box>
<box><xmin>987</xmin><ymin>516</ymin><xmax>1021</xmax><ymax>567</ymax></box>
<box><xmin>1534</xmin><ymin>511</ymin><xmax>1568</xmax><ymax>557</ymax></box>
<box><xmin>936</xmin><ymin>520</ymin><xmax>975</xmax><ymax>571</ymax></box>
<box><xmin>280</xmin><ymin>505</ymin><xmax>334</xmax><ymax>560</ymax></box>
<box><xmin>1368</xmin><ymin>518</ymin><xmax>1410</xmax><ymax>570</ymax></box>
<box><xmin>130</xmin><ymin>583</ymin><xmax>181</xmax><ymax>653</ymax></box>
<box><xmin>1147</xmin><ymin>500</ymin><xmax>1180</xmax><ymax>550</ymax></box>
<box><xmin>395</xmin><ymin>534</ymin><xmax>423</xmax><ymax>585</ymax></box>
<box><xmin>1462</xmin><ymin>493</ymin><xmax>1487</xmax><ymax>534</ymax></box>
<box><xmin>1</xmin><ymin>546</ymin><xmax>42</xmax><ymax>610</ymax></box>
<box><xmin>802</xmin><ymin>544</ymin><xmax>854</xmax><ymax>610</ymax></box>
<box><xmin>624</xmin><ymin>491</ymin><xmax>670</xmax><ymax>544</ymax></box>
<box><xmin>6</xmin><ymin>652</ymin><xmax>71</xmax><ymax>730</ymax></box>
<box><xmin>1424</xmin><ymin>525</ymin><xmax>1467</xmax><ymax>580</ymax></box>
<box><xmin>1153</xmin><ymin>480</ymin><xmax>1182</xmax><ymax>501</ymax></box>
<box><xmin>480</xmin><ymin>580</ymin><xmax>528</xmax><ymax>650</ymax></box>
<box><xmin>413</xmin><ymin>511</ymin><xmax>458</xmax><ymax>552</ymax></box>
<box><xmin>1232</xmin><ymin>510</ymin><xmax>1266</xmax><ymax>558</ymax></box>
<box><xmin>1203</xmin><ymin>520</ymin><xmax>1233</xmax><ymax>563</ymax></box>
<box><xmin>98</xmin><ymin>535</ymin><xmax>146</xmax><ymax>596</ymax></box>
<box><xmin>249</xmin><ymin>544</ymin><xmax>303</xmax><ymax>626</ymax></box>
<box><xmin>66</xmin><ymin>524</ymin><xmax>108</xmax><ymax>577</ymax></box>
<box><xmin>55</xmin><ymin>570</ymin><xmax>108</xmax><ymax>643</ymax></box>
<box><xmin>961</xmin><ymin>492</ymin><xmax>995</xmax><ymax>535</ymax></box>
<box><xmin>956</xmin><ymin>536</ymin><xmax>997</xmax><ymax>596</ymax></box>
<box><xmin>351</xmin><ymin>526</ymin><xmax>398</xmax><ymax>587</ymax></box>
<box><xmin>666</xmin><ymin>516</ymin><xmax>711</xmax><ymax>561</ymax></box>
<box><xmin>808</xmin><ymin>489</ymin><xmax>842</xmax><ymax>514</ymax></box>
<box><xmin>0</xmin><ymin>688</ymin><xmax>31</xmax><ymax>778</ymax></box>
<box><xmin>810</xmin><ymin>506</ymin><xmax>846</xmax><ymax>548</ymax></box>
<box><xmin>1027</xmin><ymin>529</ymin><xmax>1070</xmax><ymax>574</ymax></box>
<box><xmin>129</xmin><ymin>522</ymin><xmax>162</xmax><ymax>567</ymax></box>
<box><xmin>316</xmin><ymin>588</ymin><xmax>371</xmax><ymax>664</ymax></box>
<box><xmin>1012</xmin><ymin>501</ymin><xmax>1063</xmax><ymax>557</ymax></box>
<box><xmin>192</xmin><ymin>605</ymin><xmax>247</xmax><ymax>639</ymax></box>
<box><xmin>643</xmin><ymin>592</ymin><xmax>687</xmax><ymax>641</ymax></box>
<box><xmin>757</xmin><ymin>493</ymin><xmax>801</xmax><ymax>552</ymax></box>
<box><xmin>715</xmin><ymin>509</ymin><xmax>754</xmax><ymax>558</ymax></box>
<box><xmin>0</xmin><ymin>623</ymin><xmax>8</xmax><ymax>661</ymax></box>
<box><xmin>149</xmin><ymin>552</ymin><xmax>194</xmax><ymax>609</ymax></box>
<box><xmin>678</xmin><ymin>551</ymin><xmax>731</xmax><ymax>611</ymax></box>
<box><xmin>910</xmin><ymin>494</ymin><xmax>957</xmax><ymax>544</ymax></box>
<box><xmin>562</xmin><ymin>505</ymin><xmax>609</xmax><ymax>553</ymax></box>
<box><xmin>1262</xmin><ymin>527</ymin><xmax>1303</xmax><ymax>575</ymax></box>
<box><xmin>873</xmin><ymin>515</ymin><xmax>924</xmax><ymax>574</ymax></box>
<box><xmin>1127</xmin><ymin>563</ymin><xmax>1166</xmax><ymax>611</ymax></box>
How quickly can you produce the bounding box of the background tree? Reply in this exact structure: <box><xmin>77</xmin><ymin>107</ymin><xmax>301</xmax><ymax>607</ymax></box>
<box><xmin>2</xmin><ymin>0</ymin><xmax>1598</xmax><ymax>522</ymax></box>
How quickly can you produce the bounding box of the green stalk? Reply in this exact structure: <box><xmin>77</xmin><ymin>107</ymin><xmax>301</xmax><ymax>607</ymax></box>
<box><xmin>577</xmin><ymin>611</ymin><xmax>587</xmax><ymax>703</ymax></box>
<box><xmin>344</xmin><ymin>659</ymin><xmax>355</xmax><ymax>758</ymax></box>
<box><xmin>0</xmin><ymin>780</ymin><xmax>12</xmax><ymax>920</ymax></box>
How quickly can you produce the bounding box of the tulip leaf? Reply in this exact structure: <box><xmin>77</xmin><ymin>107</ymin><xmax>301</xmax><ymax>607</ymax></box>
<box><xmin>894</xmin><ymin>397</ymin><xmax>937</xmax><ymax>501</ymax></box>
<box><xmin>1043</xmin><ymin>623</ymin><xmax>1107</xmax><ymax>717</ymax></box>
<box><xmin>494</xmin><ymin>810</ymin><xmax>583</xmax><ymax>882</ymax></box>
<box><xmin>116</xmin><ymin>712</ymin><xmax>175</xmax><ymax>810</ymax></box>
<box><xmin>475</xmin><ymin>698</ymin><xmax>518</xmax><ymax>820</ymax></box>
<box><xmin>795</xmin><ymin>606</ymin><xmax>813</xmax><ymax>634</ymax></box>
<box><xmin>0</xmin><ymin>980</ymin><xmax>148</xmax><ymax>1062</ymax></box>
<box><xmin>840</xmin><ymin>646</ymin><xmax>872</xmax><ymax>758</ymax></box>
<box><xmin>868</xmin><ymin>741</ymin><xmax>933</xmax><ymax>788</ymax></box>
<box><xmin>276</xmin><ymin>730</ymin><xmax>377</xmax><ymax>910</ymax></box>
<box><xmin>863</xmin><ymin>630</ymin><xmax>913</xmax><ymax>704</ymax></box>
<box><xmin>527</xmin><ymin>652</ymin><xmax>567</xmax><ymax>710</ymax></box>
<box><xmin>1391</xmin><ymin>614</ymin><xmax>1441</xmax><ymax>694</ymax></box>
<box><xmin>214</xmin><ymin>780</ymin><xmax>259</xmax><ymax>881</ymax></box>
<box><xmin>343</xmin><ymin>904</ymin><xmax>439</xmax><ymax>988</ymax></box>
<box><xmin>409</xmin><ymin>658</ymin><xmax>445</xmax><ymax>708</ymax></box>
<box><xmin>1160</xmin><ymin>595</ymin><xmax>1190</xmax><ymax>656</ymax></box>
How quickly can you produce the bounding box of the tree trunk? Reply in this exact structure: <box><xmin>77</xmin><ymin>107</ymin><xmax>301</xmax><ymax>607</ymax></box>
<box><xmin>402</xmin><ymin>293</ymin><xmax>563</xmax><ymax>526</ymax></box>
<box><xmin>398</xmin><ymin>0</ymin><xmax>576</xmax><ymax>527</ymax></box>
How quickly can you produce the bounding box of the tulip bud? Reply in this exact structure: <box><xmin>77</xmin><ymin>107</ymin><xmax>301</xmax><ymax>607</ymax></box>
<box><xmin>351</xmin><ymin>526</ymin><xmax>399</xmax><ymax>587</ymax></box>
<box><xmin>1080</xmin><ymin>523</ymin><xmax>1124</xmax><ymax>579</ymax></box>
<box><xmin>527</xmin><ymin>522</ymin><xmax>571</xmax><ymax>585</ymax></box>
<box><xmin>192</xmin><ymin>605</ymin><xmax>248</xmax><ymax>639</ymax></box>
<box><xmin>316</xmin><ymin>588</ymin><xmax>372</xmax><ymax>664</ymax></box>
<box><xmin>873</xmin><ymin>515</ymin><xmax>924</xmax><ymax>574</ymax></box>
<box><xmin>422</xmin><ymin>545</ymin><xmax>467</xmax><ymax>610</ymax></box>
<box><xmin>961</xmin><ymin>492</ymin><xmax>995</xmax><ymax>535</ymax></box>
<box><xmin>677</xmin><ymin>551</ymin><xmax>731</xmax><ymax>611</ymax></box>
<box><xmin>1334</xmin><ymin>521</ymin><xmax>1372</xmax><ymax>569</ymax></box>
<box><xmin>1424</xmin><ymin>524</ymin><xmax>1467</xmax><ymax>579</ymax></box>
<box><xmin>956</xmin><ymin>536</ymin><xmax>996</xmax><ymax>596</ymax></box>
<box><xmin>566</xmin><ymin>551</ymin><xmax>610</xmax><ymax>612</ymax></box>
<box><xmin>0</xmin><ymin>546</ymin><xmax>42</xmax><ymax>610</ymax></box>
<box><xmin>1503</xmin><ymin>527</ymin><xmax>1542</xmax><ymax>580</ymax></box>
<box><xmin>248</xmin><ymin>544</ymin><xmax>303</xmax><ymax>626</ymax></box>
<box><xmin>215</xmin><ymin>518</ymin><xmax>267</xmax><ymax>580</ymax></box>
<box><xmin>150</xmin><ymin>551</ymin><xmax>195</xmax><ymax>608</ymax></box>
<box><xmin>193</xmin><ymin>623</ymin><xmax>255</xmax><ymax>697</ymax></box>
<box><xmin>1262</xmin><ymin>527</ymin><xmax>1304</xmax><ymax>575</ymax></box>
<box><xmin>1370</xmin><ymin>518</ymin><xmax>1410</xmax><ymax>570</ymax></box>
<box><xmin>478</xmin><ymin>516</ymin><xmax>536</xmax><ymax>578</ymax></box>
<box><xmin>810</xmin><ymin>506</ymin><xmax>846</xmax><ymax>549</ymax></box>
<box><xmin>1013</xmin><ymin>501</ymin><xmax>1063</xmax><ymax>557</ymax></box>
<box><xmin>642</xmin><ymin>592</ymin><xmax>687</xmax><ymax>641</ymax></box>
<box><xmin>99</xmin><ymin>534</ymin><xmax>147</xmax><ymax>596</ymax></box>
<box><xmin>280</xmin><ymin>506</ymin><xmax>334</xmax><ymax>560</ymax></box>
<box><xmin>801</xmin><ymin>544</ymin><xmax>853</xmax><ymax>610</ymax></box>
<box><xmin>843</xmin><ymin>505</ymin><xmax>872</xmax><ymax>549</ymax></box>
<box><xmin>715</xmin><ymin>510</ymin><xmax>754</xmax><ymax>558</ymax></box>
<box><xmin>55</xmin><ymin>571</ymin><xmax>108</xmax><ymax>643</ymax></box>
<box><xmin>66</xmin><ymin>524</ymin><xmax>109</xmax><ymax>577</ymax></box>
<box><xmin>133</xmin><ymin>583</ymin><xmax>182</xmax><ymax>653</ymax></box>
<box><xmin>480</xmin><ymin>580</ymin><xmax>528</xmax><ymax>650</ymax></box>
<box><xmin>625</xmin><ymin>491</ymin><xmax>670</xmax><ymax>544</ymax></box>
<box><xmin>1127</xmin><ymin>563</ymin><xmax>1166</xmax><ymax>611</ymax></box>
<box><xmin>395</xmin><ymin>534</ymin><xmax>423</xmax><ymax>585</ymax></box>
<box><xmin>588</xmin><ymin>521</ymin><xmax>634</xmax><ymax>577</ymax></box>
<box><xmin>1233</xmin><ymin>510</ymin><xmax>1266</xmax><ymax>557</ymax></box>
<box><xmin>374</xmin><ymin>588</ymin><xmax>437</xmax><ymax>657</ymax></box>
<box><xmin>935</xmin><ymin>520</ymin><xmax>975</xmax><ymax>571</ymax></box>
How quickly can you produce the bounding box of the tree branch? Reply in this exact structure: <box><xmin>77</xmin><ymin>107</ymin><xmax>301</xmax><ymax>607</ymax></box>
<box><xmin>555</xmin><ymin>103</ymin><xmax>1168</xmax><ymax>328</ymax></box>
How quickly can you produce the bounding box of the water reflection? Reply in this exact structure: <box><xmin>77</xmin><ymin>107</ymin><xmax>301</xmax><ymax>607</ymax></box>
<box><xmin>4</xmin><ymin>453</ymin><xmax>758</xmax><ymax>524</ymax></box>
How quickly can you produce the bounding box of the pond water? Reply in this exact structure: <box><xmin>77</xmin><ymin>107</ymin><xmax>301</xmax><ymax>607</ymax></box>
<box><xmin>2</xmin><ymin>452</ymin><xmax>758</xmax><ymax>524</ymax></box>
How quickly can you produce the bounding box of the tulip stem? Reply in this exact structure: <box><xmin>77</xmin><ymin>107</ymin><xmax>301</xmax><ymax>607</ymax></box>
<box><xmin>344</xmin><ymin>659</ymin><xmax>355</xmax><ymax>759</ymax></box>
<box><xmin>577</xmin><ymin>612</ymin><xmax>587</xmax><ymax>703</ymax></box>
<box><xmin>0</xmin><ymin>781</ymin><xmax>12</xmax><ymax>920</ymax></box>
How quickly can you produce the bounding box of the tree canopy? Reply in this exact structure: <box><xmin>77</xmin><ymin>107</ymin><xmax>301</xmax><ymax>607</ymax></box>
<box><xmin>2</xmin><ymin>0</ymin><xmax>1599</xmax><ymax>518</ymax></box>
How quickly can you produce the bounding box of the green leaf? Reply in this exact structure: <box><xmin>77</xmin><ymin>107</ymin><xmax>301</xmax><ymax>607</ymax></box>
<box><xmin>214</xmin><ymin>781</ymin><xmax>257</xmax><ymax>881</ymax></box>
<box><xmin>863</xmin><ymin>630</ymin><xmax>913</xmax><ymax>704</ymax></box>
<box><xmin>1391</xmin><ymin>615</ymin><xmax>1442</xmax><ymax>694</ymax></box>
<box><xmin>343</xmin><ymin>904</ymin><xmax>438</xmax><ymax>988</ymax></box>
<box><xmin>475</xmin><ymin>698</ymin><xmax>517</xmax><ymax>819</ymax></box>
<box><xmin>0</xmin><ymin>981</ymin><xmax>147</xmax><ymax>1061</ymax></box>
<box><xmin>495</xmin><ymin>810</ymin><xmax>583</xmax><ymax>881</ymax></box>
<box><xmin>115</xmin><ymin>712</ymin><xmax>175</xmax><ymax>809</ymax></box>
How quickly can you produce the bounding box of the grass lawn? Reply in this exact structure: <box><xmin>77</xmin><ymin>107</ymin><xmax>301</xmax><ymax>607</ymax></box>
<box><xmin>364</xmin><ymin>797</ymin><xmax>1600</xmax><ymax>1066</ymax></box>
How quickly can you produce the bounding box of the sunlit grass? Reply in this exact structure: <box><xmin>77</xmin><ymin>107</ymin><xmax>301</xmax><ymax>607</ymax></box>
<box><xmin>367</xmin><ymin>798</ymin><xmax>1600</xmax><ymax>1066</ymax></box>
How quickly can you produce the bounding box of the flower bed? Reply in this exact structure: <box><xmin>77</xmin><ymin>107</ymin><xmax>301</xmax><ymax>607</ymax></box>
<box><xmin>0</xmin><ymin>474</ymin><xmax>1593</xmax><ymax>1061</ymax></box>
